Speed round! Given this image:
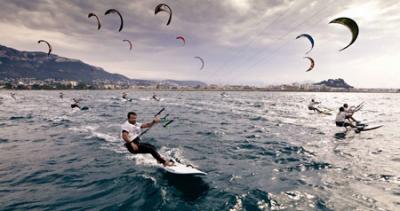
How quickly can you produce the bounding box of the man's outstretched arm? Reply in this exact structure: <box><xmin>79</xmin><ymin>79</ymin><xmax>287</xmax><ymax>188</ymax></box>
<box><xmin>141</xmin><ymin>117</ymin><xmax>161</xmax><ymax>129</ymax></box>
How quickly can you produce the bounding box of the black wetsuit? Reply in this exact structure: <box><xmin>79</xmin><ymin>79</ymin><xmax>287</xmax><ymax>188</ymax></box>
<box><xmin>71</xmin><ymin>104</ymin><xmax>80</xmax><ymax>109</ymax></box>
<box><xmin>152</xmin><ymin>95</ymin><xmax>160</xmax><ymax>101</ymax></box>
<box><xmin>125</xmin><ymin>138</ymin><xmax>166</xmax><ymax>164</ymax></box>
<box><xmin>335</xmin><ymin>122</ymin><xmax>353</xmax><ymax>127</ymax></box>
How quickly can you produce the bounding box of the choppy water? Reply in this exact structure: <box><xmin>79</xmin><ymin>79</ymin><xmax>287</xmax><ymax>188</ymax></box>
<box><xmin>0</xmin><ymin>90</ymin><xmax>399</xmax><ymax>210</ymax></box>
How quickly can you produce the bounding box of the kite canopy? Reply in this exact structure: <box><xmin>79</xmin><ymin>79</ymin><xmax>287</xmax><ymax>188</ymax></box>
<box><xmin>123</xmin><ymin>39</ymin><xmax>133</xmax><ymax>50</ymax></box>
<box><xmin>37</xmin><ymin>40</ymin><xmax>52</xmax><ymax>56</ymax></box>
<box><xmin>329</xmin><ymin>17</ymin><xmax>359</xmax><ymax>51</ymax></box>
<box><xmin>194</xmin><ymin>56</ymin><xmax>205</xmax><ymax>70</ymax></box>
<box><xmin>296</xmin><ymin>34</ymin><xmax>314</xmax><ymax>54</ymax></box>
<box><xmin>304</xmin><ymin>57</ymin><xmax>315</xmax><ymax>72</ymax></box>
<box><xmin>155</xmin><ymin>4</ymin><xmax>172</xmax><ymax>25</ymax></box>
<box><xmin>88</xmin><ymin>13</ymin><xmax>101</xmax><ymax>30</ymax></box>
<box><xmin>105</xmin><ymin>9</ymin><xmax>124</xmax><ymax>32</ymax></box>
<box><xmin>176</xmin><ymin>36</ymin><xmax>186</xmax><ymax>46</ymax></box>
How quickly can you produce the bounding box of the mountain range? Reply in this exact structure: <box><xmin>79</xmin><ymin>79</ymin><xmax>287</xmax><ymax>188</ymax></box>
<box><xmin>0</xmin><ymin>44</ymin><xmax>206</xmax><ymax>87</ymax></box>
<box><xmin>314</xmin><ymin>78</ymin><xmax>354</xmax><ymax>89</ymax></box>
<box><xmin>0</xmin><ymin>44</ymin><xmax>355</xmax><ymax>89</ymax></box>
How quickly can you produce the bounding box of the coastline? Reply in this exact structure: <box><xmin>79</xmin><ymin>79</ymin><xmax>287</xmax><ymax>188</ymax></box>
<box><xmin>1</xmin><ymin>88</ymin><xmax>399</xmax><ymax>93</ymax></box>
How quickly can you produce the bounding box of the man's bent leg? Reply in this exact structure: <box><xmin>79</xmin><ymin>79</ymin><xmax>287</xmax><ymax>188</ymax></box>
<box><xmin>315</xmin><ymin>108</ymin><xmax>323</xmax><ymax>113</ymax></box>
<box><xmin>138</xmin><ymin>143</ymin><xmax>166</xmax><ymax>164</ymax></box>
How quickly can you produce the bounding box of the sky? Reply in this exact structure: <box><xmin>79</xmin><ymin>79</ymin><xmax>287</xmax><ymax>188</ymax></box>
<box><xmin>0</xmin><ymin>0</ymin><xmax>399</xmax><ymax>88</ymax></box>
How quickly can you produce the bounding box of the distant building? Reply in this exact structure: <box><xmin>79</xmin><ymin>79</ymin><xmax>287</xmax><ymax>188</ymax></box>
<box><xmin>68</xmin><ymin>81</ymin><xmax>78</xmax><ymax>87</ymax></box>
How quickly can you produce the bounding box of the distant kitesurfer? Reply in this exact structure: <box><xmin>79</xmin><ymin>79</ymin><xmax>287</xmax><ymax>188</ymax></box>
<box><xmin>335</xmin><ymin>107</ymin><xmax>362</xmax><ymax>132</ymax></box>
<box><xmin>121</xmin><ymin>112</ymin><xmax>174</xmax><ymax>167</ymax></box>
<box><xmin>121</xmin><ymin>92</ymin><xmax>133</xmax><ymax>102</ymax></box>
<box><xmin>308</xmin><ymin>99</ymin><xmax>323</xmax><ymax>113</ymax></box>
<box><xmin>152</xmin><ymin>93</ymin><xmax>160</xmax><ymax>101</ymax></box>
<box><xmin>10</xmin><ymin>92</ymin><xmax>16</xmax><ymax>100</ymax></box>
<box><xmin>122</xmin><ymin>92</ymin><xmax>128</xmax><ymax>99</ymax></box>
<box><xmin>71</xmin><ymin>98</ymin><xmax>81</xmax><ymax>109</ymax></box>
<box><xmin>59</xmin><ymin>92</ymin><xmax>64</xmax><ymax>99</ymax></box>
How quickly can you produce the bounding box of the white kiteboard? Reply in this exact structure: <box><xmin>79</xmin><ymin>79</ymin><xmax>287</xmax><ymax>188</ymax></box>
<box><xmin>121</xmin><ymin>98</ymin><xmax>133</xmax><ymax>102</ymax></box>
<box><xmin>357</xmin><ymin>125</ymin><xmax>384</xmax><ymax>132</ymax></box>
<box><xmin>162</xmin><ymin>159</ymin><xmax>207</xmax><ymax>176</ymax></box>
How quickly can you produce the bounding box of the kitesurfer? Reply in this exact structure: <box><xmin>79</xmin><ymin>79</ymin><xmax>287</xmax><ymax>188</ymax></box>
<box><xmin>335</xmin><ymin>107</ymin><xmax>362</xmax><ymax>132</ymax></box>
<box><xmin>152</xmin><ymin>93</ymin><xmax>160</xmax><ymax>101</ymax></box>
<box><xmin>121</xmin><ymin>112</ymin><xmax>174</xmax><ymax>166</ymax></box>
<box><xmin>308</xmin><ymin>99</ymin><xmax>323</xmax><ymax>113</ymax></box>
<box><xmin>121</xmin><ymin>92</ymin><xmax>133</xmax><ymax>102</ymax></box>
<box><xmin>122</xmin><ymin>92</ymin><xmax>128</xmax><ymax>99</ymax></box>
<box><xmin>70</xmin><ymin>98</ymin><xmax>81</xmax><ymax>109</ymax></box>
<box><xmin>10</xmin><ymin>92</ymin><xmax>16</xmax><ymax>100</ymax></box>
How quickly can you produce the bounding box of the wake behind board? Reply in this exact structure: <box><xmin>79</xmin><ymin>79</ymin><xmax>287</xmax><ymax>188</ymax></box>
<box><xmin>81</xmin><ymin>106</ymin><xmax>89</xmax><ymax>110</ymax></box>
<box><xmin>162</xmin><ymin>159</ymin><xmax>207</xmax><ymax>176</ymax></box>
<box><xmin>320</xmin><ymin>110</ymin><xmax>332</xmax><ymax>115</ymax></box>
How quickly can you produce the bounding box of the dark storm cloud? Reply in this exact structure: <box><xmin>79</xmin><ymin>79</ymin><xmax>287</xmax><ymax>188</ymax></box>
<box><xmin>0</xmin><ymin>0</ymin><xmax>400</xmax><ymax>87</ymax></box>
<box><xmin>0</xmin><ymin>0</ymin><xmax>297</xmax><ymax>48</ymax></box>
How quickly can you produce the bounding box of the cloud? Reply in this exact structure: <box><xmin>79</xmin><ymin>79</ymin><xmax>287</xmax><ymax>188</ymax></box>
<box><xmin>225</xmin><ymin>0</ymin><xmax>251</xmax><ymax>14</ymax></box>
<box><xmin>0</xmin><ymin>0</ymin><xmax>399</xmax><ymax>88</ymax></box>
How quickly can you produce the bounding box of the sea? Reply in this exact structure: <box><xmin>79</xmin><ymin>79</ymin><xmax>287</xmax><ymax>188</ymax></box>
<box><xmin>0</xmin><ymin>90</ymin><xmax>399</xmax><ymax>211</ymax></box>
